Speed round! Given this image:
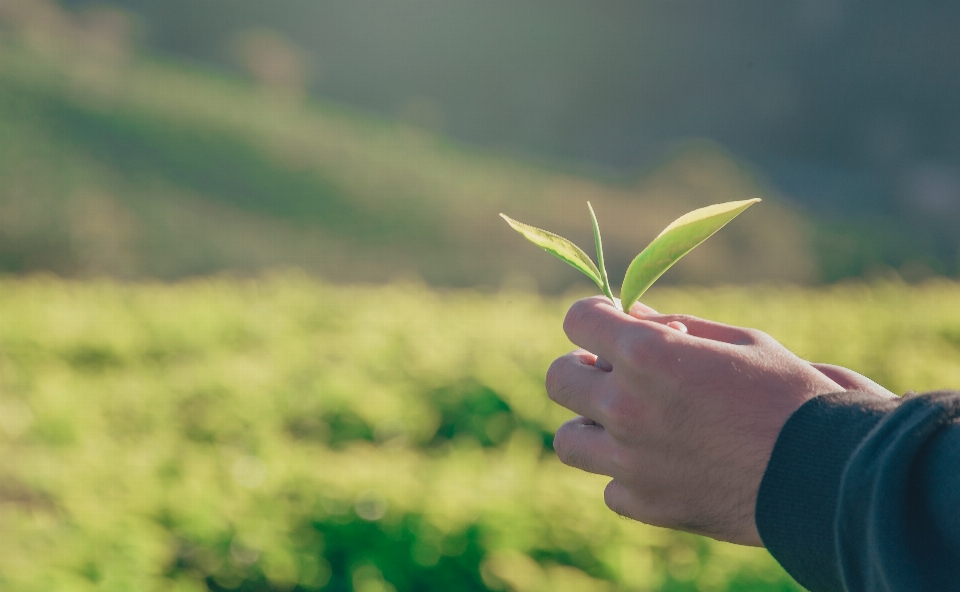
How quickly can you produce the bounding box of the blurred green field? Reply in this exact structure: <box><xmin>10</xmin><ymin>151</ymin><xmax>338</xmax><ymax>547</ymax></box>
<box><xmin>2</xmin><ymin>275</ymin><xmax>960</xmax><ymax>592</ymax></box>
<box><xmin>0</xmin><ymin>11</ymin><xmax>814</xmax><ymax>288</ymax></box>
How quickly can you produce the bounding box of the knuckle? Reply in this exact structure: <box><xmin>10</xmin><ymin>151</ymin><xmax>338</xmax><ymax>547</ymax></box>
<box><xmin>599</xmin><ymin>403</ymin><xmax>626</xmax><ymax>433</ymax></box>
<box><xmin>742</xmin><ymin>327</ymin><xmax>771</xmax><ymax>346</ymax></box>
<box><xmin>544</xmin><ymin>357</ymin><xmax>572</xmax><ymax>402</ymax></box>
<box><xmin>605</xmin><ymin>480</ymin><xmax>668</xmax><ymax>527</ymax></box>
<box><xmin>609</xmin><ymin>445</ymin><xmax>636</xmax><ymax>475</ymax></box>
<box><xmin>616</xmin><ymin>330</ymin><xmax>663</xmax><ymax>365</ymax></box>
<box><xmin>598</xmin><ymin>393</ymin><xmax>641</xmax><ymax>435</ymax></box>
<box><xmin>552</xmin><ymin>437</ymin><xmax>574</xmax><ymax>466</ymax></box>
<box><xmin>552</xmin><ymin>423</ymin><xmax>581</xmax><ymax>467</ymax></box>
<box><xmin>544</xmin><ymin>358</ymin><xmax>563</xmax><ymax>398</ymax></box>
<box><xmin>562</xmin><ymin>298</ymin><xmax>595</xmax><ymax>339</ymax></box>
<box><xmin>564</xmin><ymin>297</ymin><xmax>615</xmax><ymax>343</ymax></box>
<box><xmin>603</xmin><ymin>480</ymin><xmax>631</xmax><ymax>517</ymax></box>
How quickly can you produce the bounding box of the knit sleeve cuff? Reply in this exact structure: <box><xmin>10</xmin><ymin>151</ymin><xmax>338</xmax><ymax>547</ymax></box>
<box><xmin>755</xmin><ymin>391</ymin><xmax>900</xmax><ymax>592</ymax></box>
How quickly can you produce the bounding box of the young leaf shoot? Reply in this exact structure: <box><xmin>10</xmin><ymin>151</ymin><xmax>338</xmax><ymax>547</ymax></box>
<box><xmin>501</xmin><ymin>198</ymin><xmax>760</xmax><ymax>313</ymax></box>
<box><xmin>618</xmin><ymin>198</ymin><xmax>760</xmax><ymax>313</ymax></box>
<box><xmin>588</xmin><ymin>201</ymin><xmax>616</xmax><ymax>306</ymax></box>
<box><xmin>499</xmin><ymin>213</ymin><xmax>604</xmax><ymax>291</ymax></box>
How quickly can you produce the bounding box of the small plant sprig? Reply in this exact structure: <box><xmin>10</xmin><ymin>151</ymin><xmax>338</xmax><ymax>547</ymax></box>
<box><xmin>500</xmin><ymin>199</ymin><xmax>760</xmax><ymax>313</ymax></box>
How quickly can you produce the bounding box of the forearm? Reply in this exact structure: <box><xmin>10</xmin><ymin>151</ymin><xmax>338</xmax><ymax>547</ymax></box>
<box><xmin>756</xmin><ymin>390</ymin><xmax>960</xmax><ymax>592</ymax></box>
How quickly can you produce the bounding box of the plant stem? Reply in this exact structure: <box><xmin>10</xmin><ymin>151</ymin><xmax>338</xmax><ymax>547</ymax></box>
<box><xmin>588</xmin><ymin>202</ymin><xmax>619</xmax><ymax>310</ymax></box>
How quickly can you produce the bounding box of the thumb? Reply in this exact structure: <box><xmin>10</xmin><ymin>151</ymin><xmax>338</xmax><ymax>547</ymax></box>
<box><xmin>810</xmin><ymin>363</ymin><xmax>898</xmax><ymax>399</ymax></box>
<box><xmin>629</xmin><ymin>309</ymin><xmax>755</xmax><ymax>345</ymax></box>
<box><xmin>625</xmin><ymin>299</ymin><xmax>658</xmax><ymax>316</ymax></box>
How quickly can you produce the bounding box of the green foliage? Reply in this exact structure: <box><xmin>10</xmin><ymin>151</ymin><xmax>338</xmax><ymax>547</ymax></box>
<box><xmin>619</xmin><ymin>199</ymin><xmax>760</xmax><ymax>312</ymax></box>
<box><xmin>2</xmin><ymin>275</ymin><xmax>960</xmax><ymax>591</ymax></box>
<box><xmin>502</xmin><ymin>199</ymin><xmax>760</xmax><ymax>311</ymax></box>
<box><xmin>588</xmin><ymin>202</ymin><xmax>616</xmax><ymax>306</ymax></box>
<box><xmin>499</xmin><ymin>213</ymin><xmax>603</xmax><ymax>291</ymax></box>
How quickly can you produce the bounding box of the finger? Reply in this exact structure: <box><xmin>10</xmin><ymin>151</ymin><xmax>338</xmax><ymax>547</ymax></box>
<box><xmin>545</xmin><ymin>350</ymin><xmax>609</xmax><ymax>419</ymax></box>
<box><xmin>604</xmin><ymin>479</ymin><xmax>681</xmax><ymax>531</ymax></box>
<box><xmin>604</xmin><ymin>479</ymin><xmax>634</xmax><ymax>519</ymax></box>
<box><xmin>626</xmin><ymin>300</ymin><xmax>658</xmax><ymax>316</ymax></box>
<box><xmin>553</xmin><ymin>416</ymin><xmax>618</xmax><ymax>476</ymax></box>
<box><xmin>564</xmin><ymin>297</ymin><xmax>672</xmax><ymax>364</ymax></box>
<box><xmin>810</xmin><ymin>363</ymin><xmax>898</xmax><ymax>399</ymax></box>
<box><xmin>556</xmin><ymin>348</ymin><xmax>610</xmax><ymax>375</ymax></box>
<box><xmin>629</xmin><ymin>302</ymin><xmax>690</xmax><ymax>333</ymax></box>
<box><xmin>563</xmin><ymin>296</ymin><xmax>632</xmax><ymax>361</ymax></box>
<box><xmin>633</xmin><ymin>312</ymin><xmax>755</xmax><ymax>345</ymax></box>
<box><xmin>666</xmin><ymin>321</ymin><xmax>688</xmax><ymax>333</ymax></box>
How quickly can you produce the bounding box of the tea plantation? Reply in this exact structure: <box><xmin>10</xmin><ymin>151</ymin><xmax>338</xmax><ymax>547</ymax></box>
<box><xmin>2</xmin><ymin>274</ymin><xmax>959</xmax><ymax>591</ymax></box>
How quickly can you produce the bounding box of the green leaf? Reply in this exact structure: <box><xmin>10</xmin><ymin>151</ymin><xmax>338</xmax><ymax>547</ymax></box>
<box><xmin>500</xmin><ymin>213</ymin><xmax>604</xmax><ymax>290</ymax></box>
<box><xmin>587</xmin><ymin>202</ymin><xmax>618</xmax><ymax>309</ymax></box>
<box><xmin>619</xmin><ymin>198</ymin><xmax>761</xmax><ymax>313</ymax></box>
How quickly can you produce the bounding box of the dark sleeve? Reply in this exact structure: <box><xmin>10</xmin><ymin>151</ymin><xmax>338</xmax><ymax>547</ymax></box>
<box><xmin>755</xmin><ymin>390</ymin><xmax>960</xmax><ymax>592</ymax></box>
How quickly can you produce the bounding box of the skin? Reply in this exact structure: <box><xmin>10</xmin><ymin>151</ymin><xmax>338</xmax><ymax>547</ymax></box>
<box><xmin>546</xmin><ymin>296</ymin><xmax>896</xmax><ymax>547</ymax></box>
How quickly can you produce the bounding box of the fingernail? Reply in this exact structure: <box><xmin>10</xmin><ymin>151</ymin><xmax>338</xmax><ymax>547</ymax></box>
<box><xmin>667</xmin><ymin>321</ymin><xmax>688</xmax><ymax>333</ymax></box>
<box><xmin>594</xmin><ymin>356</ymin><xmax>613</xmax><ymax>372</ymax></box>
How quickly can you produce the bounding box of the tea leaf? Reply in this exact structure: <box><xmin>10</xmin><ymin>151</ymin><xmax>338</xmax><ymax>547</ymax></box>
<box><xmin>587</xmin><ymin>202</ymin><xmax>618</xmax><ymax>308</ymax></box>
<box><xmin>500</xmin><ymin>213</ymin><xmax>604</xmax><ymax>290</ymax></box>
<box><xmin>619</xmin><ymin>198</ymin><xmax>761</xmax><ymax>313</ymax></box>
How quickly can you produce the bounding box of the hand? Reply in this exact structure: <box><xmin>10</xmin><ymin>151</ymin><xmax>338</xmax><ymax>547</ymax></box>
<box><xmin>546</xmin><ymin>297</ymin><xmax>849</xmax><ymax>546</ymax></box>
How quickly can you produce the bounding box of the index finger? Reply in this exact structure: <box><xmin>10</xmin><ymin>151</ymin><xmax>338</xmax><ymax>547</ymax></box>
<box><xmin>563</xmin><ymin>296</ymin><xmax>672</xmax><ymax>363</ymax></box>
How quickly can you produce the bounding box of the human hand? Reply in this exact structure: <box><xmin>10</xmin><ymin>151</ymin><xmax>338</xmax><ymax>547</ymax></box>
<box><xmin>546</xmin><ymin>297</ymin><xmax>848</xmax><ymax>546</ymax></box>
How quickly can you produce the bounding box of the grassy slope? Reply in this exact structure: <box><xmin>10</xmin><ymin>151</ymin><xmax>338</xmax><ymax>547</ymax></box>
<box><xmin>2</xmin><ymin>275</ymin><xmax>960</xmax><ymax>591</ymax></box>
<box><xmin>0</xmin><ymin>28</ymin><xmax>816</xmax><ymax>290</ymax></box>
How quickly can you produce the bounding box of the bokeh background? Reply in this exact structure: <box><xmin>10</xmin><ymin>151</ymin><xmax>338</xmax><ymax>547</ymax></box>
<box><xmin>1</xmin><ymin>1</ymin><xmax>959</xmax><ymax>590</ymax></box>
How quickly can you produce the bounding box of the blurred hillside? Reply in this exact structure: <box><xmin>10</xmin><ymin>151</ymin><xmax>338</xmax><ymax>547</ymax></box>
<box><xmin>0</xmin><ymin>0</ymin><xmax>817</xmax><ymax>289</ymax></box>
<box><xmin>51</xmin><ymin>0</ymin><xmax>960</xmax><ymax>281</ymax></box>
